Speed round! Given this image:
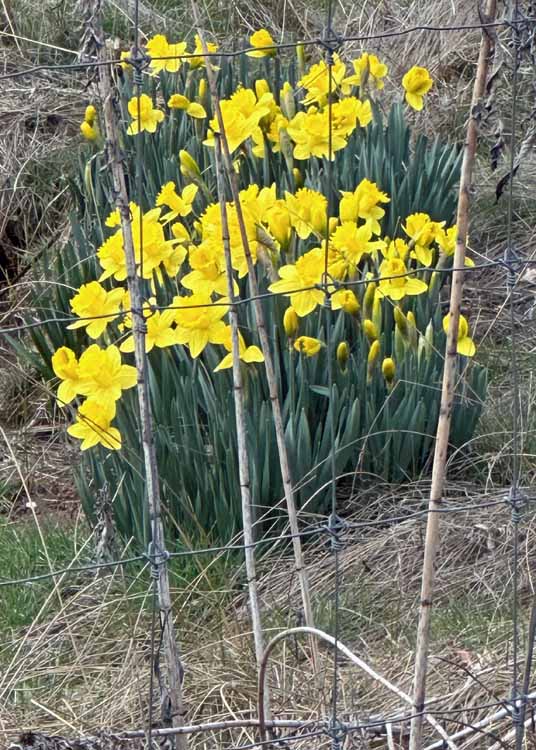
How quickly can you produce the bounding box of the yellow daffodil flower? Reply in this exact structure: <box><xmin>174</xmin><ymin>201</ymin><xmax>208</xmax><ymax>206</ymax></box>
<box><xmin>436</xmin><ymin>225</ymin><xmax>475</xmax><ymax>267</ymax></box>
<box><xmin>84</xmin><ymin>105</ymin><xmax>97</xmax><ymax>124</ymax></box>
<box><xmin>339</xmin><ymin>179</ymin><xmax>390</xmax><ymax>235</ymax></box>
<box><xmin>188</xmin><ymin>34</ymin><xmax>218</xmax><ymax>69</ymax></box>
<box><xmin>120</xmin><ymin>308</ymin><xmax>177</xmax><ymax>353</ymax></box>
<box><xmin>77</xmin><ymin>344</ymin><xmax>137</xmax><ymax>404</ymax></box>
<box><xmin>80</xmin><ymin>121</ymin><xmax>98</xmax><ymax>141</ymax></box>
<box><xmin>173</xmin><ymin>292</ymin><xmax>229</xmax><ymax>357</ymax></box>
<box><xmin>214</xmin><ymin>326</ymin><xmax>264</xmax><ymax>371</ymax></box>
<box><xmin>383</xmin><ymin>238</ymin><xmax>410</xmax><ymax>261</ymax></box>
<box><xmin>98</xmin><ymin>231</ymin><xmax>127</xmax><ymax>281</ymax></box>
<box><xmin>284</xmin><ymin>188</ymin><xmax>327</xmax><ymax>240</ymax></box>
<box><xmin>127</xmin><ymin>94</ymin><xmax>164</xmax><ymax>135</ymax></box>
<box><xmin>329</xmin><ymin>222</ymin><xmax>384</xmax><ymax>277</ymax></box>
<box><xmin>402</xmin><ymin>66</ymin><xmax>433</xmax><ymax>111</ymax></box>
<box><xmin>269</xmin><ymin>247</ymin><xmax>325</xmax><ymax>317</ymax></box>
<box><xmin>204</xmin><ymin>88</ymin><xmax>270</xmax><ymax>153</ymax></box>
<box><xmin>286</xmin><ymin>109</ymin><xmax>347</xmax><ymax>160</ymax></box>
<box><xmin>294</xmin><ymin>336</ymin><xmax>324</xmax><ymax>356</ymax></box>
<box><xmin>343</xmin><ymin>53</ymin><xmax>388</xmax><ymax>90</ymax></box>
<box><xmin>181</xmin><ymin>243</ymin><xmax>235</xmax><ymax>297</ymax></box>
<box><xmin>156</xmin><ymin>182</ymin><xmax>198</xmax><ymax>222</ymax></box>
<box><xmin>376</xmin><ymin>257</ymin><xmax>428</xmax><ymax>301</ymax></box>
<box><xmin>67</xmin><ymin>400</ymin><xmax>121</xmax><ymax>451</ymax></box>
<box><xmin>443</xmin><ymin>313</ymin><xmax>476</xmax><ymax>357</ymax></box>
<box><xmin>247</xmin><ymin>29</ymin><xmax>277</xmax><ymax>58</ymax></box>
<box><xmin>52</xmin><ymin>347</ymin><xmax>83</xmax><ymax>406</ymax></box>
<box><xmin>167</xmin><ymin>94</ymin><xmax>207</xmax><ymax>119</ymax></box>
<box><xmin>146</xmin><ymin>35</ymin><xmax>187</xmax><ymax>74</ymax></box>
<box><xmin>331</xmin><ymin>97</ymin><xmax>372</xmax><ymax>135</ymax></box>
<box><xmin>67</xmin><ymin>281</ymin><xmax>125</xmax><ymax>339</ymax></box>
<box><xmin>331</xmin><ymin>289</ymin><xmax>360</xmax><ymax>315</ymax></box>
<box><xmin>179</xmin><ymin>150</ymin><xmax>202</xmax><ymax>181</ymax></box>
<box><xmin>299</xmin><ymin>54</ymin><xmax>347</xmax><ymax>106</ymax></box>
<box><xmin>403</xmin><ymin>212</ymin><xmax>445</xmax><ymax>267</ymax></box>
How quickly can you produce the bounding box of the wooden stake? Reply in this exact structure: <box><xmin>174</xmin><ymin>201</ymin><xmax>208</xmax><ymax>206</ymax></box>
<box><xmin>93</xmin><ymin>35</ymin><xmax>187</xmax><ymax>750</ymax></box>
<box><xmin>408</xmin><ymin>3</ymin><xmax>497</xmax><ymax>748</ymax></box>
<box><xmin>213</xmin><ymin>136</ymin><xmax>271</xmax><ymax>720</ymax></box>
<box><xmin>191</xmin><ymin>17</ymin><xmax>318</xmax><ymax>664</ymax></box>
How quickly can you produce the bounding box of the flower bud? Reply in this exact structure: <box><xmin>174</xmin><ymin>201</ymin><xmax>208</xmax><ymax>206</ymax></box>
<box><xmin>372</xmin><ymin>294</ymin><xmax>382</xmax><ymax>335</ymax></box>
<box><xmin>84</xmin><ymin>104</ymin><xmax>97</xmax><ymax>124</ymax></box>
<box><xmin>338</xmin><ymin>290</ymin><xmax>360</xmax><ymax>316</ymax></box>
<box><xmin>255</xmin><ymin>79</ymin><xmax>271</xmax><ymax>99</ymax></box>
<box><xmin>382</xmin><ymin>357</ymin><xmax>396</xmax><ymax>383</ymax></box>
<box><xmin>296</xmin><ymin>43</ymin><xmax>306</xmax><ymax>77</ymax></box>
<box><xmin>283</xmin><ymin>306</ymin><xmax>299</xmax><ymax>338</ymax></box>
<box><xmin>292</xmin><ymin>168</ymin><xmax>303</xmax><ymax>189</ymax></box>
<box><xmin>278</xmin><ymin>126</ymin><xmax>294</xmax><ymax>163</ymax></box>
<box><xmin>363</xmin><ymin>282</ymin><xmax>376</xmax><ymax>320</ymax></box>
<box><xmin>80</xmin><ymin>120</ymin><xmax>98</xmax><ymax>141</ymax></box>
<box><xmin>179</xmin><ymin>149</ymin><xmax>202</xmax><ymax>180</ymax></box>
<box><xmin>280</xmin><ymin>81</ymin><xmax>296</xmax><ymax>119</ymax></box>
<box><xmin>336</xmin><ymin>341</ymin><xmax>349</xmax><ymax>371</ymax></box>
<box><xmin>394</xmin><ymin>306</ymin><xmax>409</xmax><ymax>340</ymax></box>
<box><xmin>363</xmin><ymin>319</ymin><xmax>378</xmax><ymax>342</ymax></box>
<box><xmin>367</xmin><ymin>339</ymin><xmax>380</xmax><ymax>383</ymax></box>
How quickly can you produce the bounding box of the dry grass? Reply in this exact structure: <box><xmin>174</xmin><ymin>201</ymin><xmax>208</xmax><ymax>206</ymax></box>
<box><xmin>1</xmin><ymin>483</ymin><xmax>533</xmax><ymax>748</ymax></box>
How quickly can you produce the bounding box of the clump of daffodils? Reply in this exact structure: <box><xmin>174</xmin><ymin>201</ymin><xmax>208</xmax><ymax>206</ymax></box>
<box><xmin>63</xmin><ymin>33</ymin><xmax>467</xmax><ymax>452</ymax></box>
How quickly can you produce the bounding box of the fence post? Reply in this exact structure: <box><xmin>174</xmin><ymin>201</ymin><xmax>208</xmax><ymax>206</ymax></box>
<box><xmin>85</xmin><ymin>12</ymin><xmax>188</xmax><ymax>746</ymax></box>
<box><xmin>408</xmin><ymin>3</ymin><xmax>497</xmax><ymax>748</ymax></box>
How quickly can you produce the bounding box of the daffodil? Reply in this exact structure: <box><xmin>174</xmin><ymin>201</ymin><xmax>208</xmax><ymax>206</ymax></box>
<box><xmin>299</xmin><ymin>54</ymin><xmax>347</xmax><ymax>106</ymax></box>
<box><xmin>214</xmin><ymin>326</ymin><xmax>264</xmax><ymax>371</ymax></box>
<box><xmin>127</xmin><ymin>94</ymin><xmax>164</xmax><ymax>135</ymax></box>
<box><xmin>173</xmin><ymin>292</ymin><xmax>229</xmax><ymax>357</ymax></box>
<box><xmin>376</xmin><ymin>257</ymin><xmax>428</xmax><ymax>301</ymax></box>
<box><xmin>339</xmin><ymin>179</ymin><xmax>390</xmax><ymax>235</ymax></box>
<box><xmin>204</xmin><ymin>88</ymin><xmax>270</xmax><ymax>153</ymax></box>
<box><xmin>68</xmin><ymin>282</ymin><xmax>125</xmax><ymax>339</ymax></box>
<box><xmin>52</xmin><ymin>347</ymin><xmax>83</xmax><ymax>405</ymax></box>
<box><xmin>382</xmin><ymin>357</ymin><xmax>396</xmax><ymax>384</ymax></box>
<box><xmin>269</xmin><ymin>247</ymin><xmax>325</xmax><ymax>317</ymax></box>
<box><xmin>167</xmin><ymin>94</ymin><xmax>207</xmax><ymax>119</ymax></box>
<box><xmin>383</xmin><ymin>238</ymin><xmax>410</xmax><ymax>261</ymax></box>
<box><xmin>403</xmin><ymin>213</ymin><xmax>445</xmax><ymax>267</ymax></box>
<box><xmin>329</xmin><ymin>222</ymin><xmax>384</xmax><ymax>277</ymax></box>
<box><xmin>247</xmin><ymin>29</ymin><xmax>277</xmax><ymax>58</ymax></box>
<box><xmin>120</xmin><ymin>307</ymin><xmax>177</xmax><ymax>353</ymax></box>
<box><xmin>77</xmin><ymin>344</ymin><xmax>137</xmax><ymax>405</ymax></box>
<box><xmin>80</xmin><ymin>121</ymin><xmax>98</xmax><ymax>141</ymax></box>
<box><xmin>85</xmin><ymin>105</ymin><xmax>97</xmax><ymax>124</ymax></box>
<box><xmin>156</xmin><ymin>182</ymin><xmax>198</xmax><ymax>222</ymax></box>
<box><xmin>336</xmin><ymin>341</ymin><xmax>349</xmax><ymax>370</ymax></box>
<box><xmin>343</xmin><ymin>53</ymin><xmax>388</xmax><ymax>90</ymax></box>
<box><xmin>443</xmin><ymin>313</ymin><xmax>476</xmax><ymax>357</ymax></box>
<box><xmin>331</xmin><ymin>289</ymin><xmax>360</xmax><ymax>315</ymax></box>
<box><xmin>286</xmin><ymin>109</ymin><xmax>347</xmax><ymax>160</ymax></box>
<box><xmin>331</xmin><ymin>97</ymin><xmax>372</xmax><ymax>134</ymax></box>
<box><xmin>266</xmin><ymin>201</ymin><xmax>292</xmax><ymax>249</ymax></box>
<box><xmin>98</xmin><ymin>231</ymin><xmax>127</xmax><ymax>281</ymax></box>
<box><xmin>294</xmin><ymin>336</ymin><xmax>323</xmax><ymax>356</ymax></box>
<box><xmin>284</xmin><ymin>188</ymin><xmax>327</xmax><ymax>240</ymax></box>
<box><xmin>181</xmin><ymin>242</ymin><xmax>235</xmax><ymax>297</ymax></box>
<box><xmin>67</xmin><ymin>400</ymin><xmax>121</xmax><ymax>451</ymax></box>
<box><xmin>436</xmin><ymin>225</ymin><xmax>475</xmax><ymax>267</ymax></box>
<box><xmin>146</xmin><ymin>35</ymin><xmax>187</xmax><ymax>74</ymax></box>
<box><xmin>188</xmin><ymin>34</ymin><xmax>218</xmax><ymax>69</ymax></box>
<box><xmin>402</xmin><ymin>66</ymin><xmax>433</xmax><ymax>110</ymax></box>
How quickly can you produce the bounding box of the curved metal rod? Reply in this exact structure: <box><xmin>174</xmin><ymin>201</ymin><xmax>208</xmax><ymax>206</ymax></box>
<box><xmin>258</xmin><ymin>626</ymin><xmax>458</xmax><ymax>749</ymax></box>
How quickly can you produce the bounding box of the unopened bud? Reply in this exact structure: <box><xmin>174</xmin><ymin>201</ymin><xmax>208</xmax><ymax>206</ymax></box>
<box><xmin>255</xmin><ymin>79</ymin><xmax>270</xmax><ymax>99</ymax></box>
<box><xmin>296</xmin><ymin>43</ymin><xmax>306</xmax><ymax>77</ymax></box>
<box><xmin>363</xmin><ymin>319</ymin><xmax>378</xmax><ymax>342</ymax></box>
<box><xmin>367</xmin><ymin>339</ymin><xmax>380</xmax><ymax>382</ymax></box>
<box><xmin>336</xmin><ymin>341</ymin><xmax>349</xmax><ymax>371</ymax></box>
<box><xmin>280</xmin><ymin>82</ymin><xmax>296</xmax><ymax>119</ymax></box>
<box><xmin>179</xmin><ymin>149</ymin><xmax>202</xmax><ymax>180</ymax></box>
<box><xmin>84</xmin><ymin>104</ymin><xmax>97</xmax><ymax>124</ymax></box>
<box><xmin>394</xmin><ymin>306</ymin><xmax>409</xmax><ymax>340</ymax></box>
<box><xmin>382</xmin><ymin>357</ymin><xmax>396</xmax><ymax>383</ymax></box>
<box><xmin>372</xmin><ymin>294</ymin><xmax>382</xmax><ymax>335</ymax></box>
<box><xmin>283</xmin><ymin>306</ymin><xmax>299</xmax><ymax>338</ymax></box>
<box><xmin>363</xmin><ymin>282</ymin><xmax>376</xmax><ymax>320</ymax></box>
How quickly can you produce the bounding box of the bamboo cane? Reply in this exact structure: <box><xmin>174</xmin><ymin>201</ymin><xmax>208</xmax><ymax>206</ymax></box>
<box><xmin>94</xmin><ymin>39</ymin><xmax>187</xmax><ymax>749</ymax></box>
<box><xmin>191</xmin><ymin>17</ymin><xmax>317</xmax><ymax>659</ymax></box>
<box><xmin>408</xmin><ymin>3</ymin><xmax>497</xmax><ymax>748</ymax></box>
<box><xmin>213</xmin><ymin>135</ymin><xmax>271</xmax><ymax>720</ymax></box>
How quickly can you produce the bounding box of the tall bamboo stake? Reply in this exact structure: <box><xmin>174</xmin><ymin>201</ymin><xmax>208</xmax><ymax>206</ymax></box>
<box><xmin>213</xmin><ymin>136</ymin><xmax>271</xmax><ymax>719</ymax></box>
<box><xmin>191</xmin><ymin>17</ymin><xmax>317</xmax><ymax>657</ymax></box>
<box><xmin>94</xmin><ymin>36</ymin><xmax>187</xmax><ymax>749</ymax></box>
<box><xmin>408</xmin><ymin>3</ymin><xmax>497</xmax><ymax>748</ymax></box>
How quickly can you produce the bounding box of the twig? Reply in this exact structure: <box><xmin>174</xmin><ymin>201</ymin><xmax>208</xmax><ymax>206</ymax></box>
<box><xmin>213</xmin><ymin>135</ymin><xmax>271</xmax><ymax>721</ymax></box>
<box><xmin>191</xmin><ymin>14</ymin><xmax>318</xmax><ymax>670</ymax></box>
<box><xmin>90</xmin><ymin>15</ymin><xmax>187</xmax><ymax>747</ymax></box>
<box><xmin>408</xmin><ymin>2</ymin><xmax>498</xmax><ymax>748</ymax></box>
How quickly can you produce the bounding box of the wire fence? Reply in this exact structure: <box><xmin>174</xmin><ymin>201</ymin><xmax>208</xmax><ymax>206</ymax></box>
<box><xmin>1</xmin><ymin>0</ymin><xmax>536</xmax><ymax>748</ymax></box>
